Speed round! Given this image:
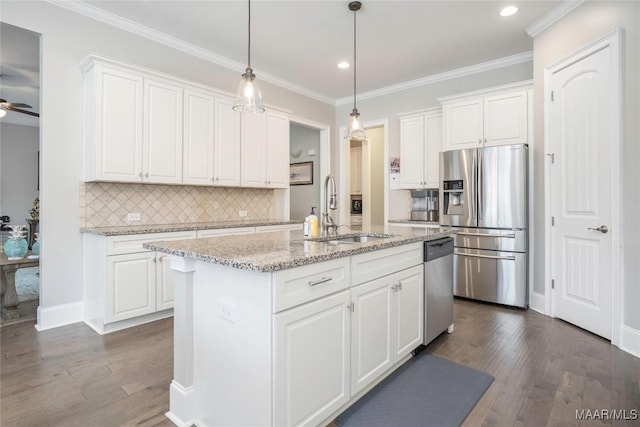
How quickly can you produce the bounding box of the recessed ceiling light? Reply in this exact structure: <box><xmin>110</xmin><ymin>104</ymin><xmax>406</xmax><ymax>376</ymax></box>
<box><xmin>338</xmin><ymin>61</ymin><xmax>350</xmax><ymax>69</ymax></box>
<box><xmin>500</xmin><ymin>6</ymin><xmax>518</xmax><ymax>17</ymax></box>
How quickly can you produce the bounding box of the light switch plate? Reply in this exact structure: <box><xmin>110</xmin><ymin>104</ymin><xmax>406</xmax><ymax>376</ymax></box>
<box><xmin>239</xmin><ymin>210</ymin><xmax>248</xmax><ymax>217</ymax></box>
<box><xmin>127</xmin><ymin>212</ymin><xmax>141</xmax><ymax>221</ymax></box>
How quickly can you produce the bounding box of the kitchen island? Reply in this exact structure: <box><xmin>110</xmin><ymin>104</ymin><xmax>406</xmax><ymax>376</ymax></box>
<box><xmin>146</xmin><ymin>225</ymin><xmax>451</xmax><ymax>427</ymax></box>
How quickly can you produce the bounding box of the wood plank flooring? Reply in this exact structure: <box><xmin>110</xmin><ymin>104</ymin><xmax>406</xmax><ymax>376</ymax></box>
<box><xmin>1</xmin><ymin>299</ymin><xmax>638</xmax><ymax>426</ymax></box>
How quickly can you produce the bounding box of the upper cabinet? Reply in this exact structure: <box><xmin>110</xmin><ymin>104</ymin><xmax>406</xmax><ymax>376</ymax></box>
<box><xmin>399</xmin><ymin>109</ymin><xmax>442</xmax><ymax>189</ymax></box>
<box><xmin>440</xmin><ymin>81</ymin><xmax>532</xmax><ymax>151</ymax></box>
<box><xmin>241</xmin><ymin>110</ymin><xmax>290</xmax><ymax>188</ymax></box>
<box><xmin>82</xmin><ymin>56</ymin><xmax>289</xmax><ymax>189</ymax></box>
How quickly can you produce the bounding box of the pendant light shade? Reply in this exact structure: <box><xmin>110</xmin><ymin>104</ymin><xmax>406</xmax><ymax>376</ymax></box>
<box><xmin>346</xmin><ymin>1</ymin><xmax>366</xmax><ymax>141</ymax></box>
<box><xmin>233</xmin><ymin>0</ymin><xmax>265</xmax><ymax>113</ymax></box>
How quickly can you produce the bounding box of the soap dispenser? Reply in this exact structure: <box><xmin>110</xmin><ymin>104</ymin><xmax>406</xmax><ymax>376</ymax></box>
<box><xmin>308</xmin><ymin>207</ymin><xmax>319</xmax><ymax>238</ymax></box>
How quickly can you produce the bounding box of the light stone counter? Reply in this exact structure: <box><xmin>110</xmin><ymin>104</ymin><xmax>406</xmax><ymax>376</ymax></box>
<box><xmin>388</xmin><ymin>219</ymin><xmax>441</xmax><ymax>227</ymax></box>
<box><xmin>144</xmin><ymin>224</ymin><xmax>452</xmax><ymax>272</ymax></box>
<box><xmin>80</xmin><ymin>219</ymin><xmax>301</xmax><ymax>236</ymax></box>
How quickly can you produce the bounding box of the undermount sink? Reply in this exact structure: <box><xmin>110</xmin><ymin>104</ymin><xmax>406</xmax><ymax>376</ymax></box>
<box><xmin>324</xmin><ymin>234</ymin><xmax>393</xmax><ymax>244</ymax></box>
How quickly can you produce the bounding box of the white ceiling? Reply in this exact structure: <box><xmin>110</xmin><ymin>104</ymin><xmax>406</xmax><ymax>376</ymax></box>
<box><xmin>0</xmin><ymin>0</ymin><xmax>563</xmax><ymax>128</ymax></box>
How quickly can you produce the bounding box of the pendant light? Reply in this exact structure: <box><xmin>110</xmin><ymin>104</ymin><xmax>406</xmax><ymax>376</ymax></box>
<box><xmin>346</xmin><ymin>1</ymin><xmax>366</xmax><ymax>141</ymax></box>
<box><xmin>233</xmin><ymin>0</ymin><xmax>265</xmax><ymax>113</ymax></box>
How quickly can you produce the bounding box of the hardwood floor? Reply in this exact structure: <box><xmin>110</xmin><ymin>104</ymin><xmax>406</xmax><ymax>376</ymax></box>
<box><xmin>1</xmin><ymin>299</ymin><xmax>638</xmax><ymax>426</ymax></box>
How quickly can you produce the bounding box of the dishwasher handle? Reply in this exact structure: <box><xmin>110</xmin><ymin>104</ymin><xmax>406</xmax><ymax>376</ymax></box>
<box><xmin>425</xmin><ymin>237</ymin><xmax>454</xmax><ymax>262</ymax></box>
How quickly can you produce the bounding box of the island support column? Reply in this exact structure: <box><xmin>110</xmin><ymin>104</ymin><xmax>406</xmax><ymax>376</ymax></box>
<box><xmin>166</xmin><ymin>257</ymin><xmax>196</xmax><ymax>426</ymax></box>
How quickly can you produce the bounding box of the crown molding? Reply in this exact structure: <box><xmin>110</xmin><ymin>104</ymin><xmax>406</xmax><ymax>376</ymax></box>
<box><xmin>47</xmin><ymin>0</ymin><xmax>335</xmax><ymax>105</ymax></box>
<box><xmin>525</xmin><ymin>0</ymin><xmax>585</xmax><ymax>38</ymax></box>
<box><xmin>335</xmin><ymin>51</ymin><xmax>533</xmax><ymax>107</ymax></box>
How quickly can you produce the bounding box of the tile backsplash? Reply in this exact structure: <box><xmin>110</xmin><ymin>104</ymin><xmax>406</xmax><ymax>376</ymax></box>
<box><xmin>80</xmin><ymin>182</ymin><xmax>275</xmax><ymax>228</ymax></box>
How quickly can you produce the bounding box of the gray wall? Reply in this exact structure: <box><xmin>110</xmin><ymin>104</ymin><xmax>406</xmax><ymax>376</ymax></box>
<box><xmin>533</xmin><ymin>1</ymin><xmax>640</xmax><ymax>329</ymax></box>
<box><xmin>2</xmin><ymin>1</ymin><xmax>335</xmax><ymax>314</ymax></box>
<box><xmin>0</xmin><ymin>123</ymin><xmax>39</xmax><ymax>225</ymax></box>
<box><xmin>289</xmin><ymin>124</ymin><xmax>321</xmax><ymax>221</ymax></box>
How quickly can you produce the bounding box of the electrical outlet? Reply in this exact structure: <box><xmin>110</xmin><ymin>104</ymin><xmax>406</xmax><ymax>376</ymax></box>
<box><xmin>219</xmin><ymin>301</ymin><xmax>236</xmax><ymax>323</ymax></box>
<box><xmin>238</xmin><ymin>210</ymin><xmax>248</xmax><ymax>217</ymax></box>
<box><xmin>127</xmin><ymin>212</ymin><xmax>141</xmax><ymax>221</ymax></box>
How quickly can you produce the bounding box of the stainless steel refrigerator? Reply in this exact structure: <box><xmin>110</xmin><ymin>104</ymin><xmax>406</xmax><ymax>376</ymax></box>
<box><xmin>440</xmin><ymin>144</ymin><xmax>528</xmax><ymax>308</ymax></box>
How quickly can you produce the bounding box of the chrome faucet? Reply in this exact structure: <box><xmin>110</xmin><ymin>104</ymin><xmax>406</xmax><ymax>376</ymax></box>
<box><xmin>322</xmin><ymin>174</ymin><xmax>338</xmax><ymax>235</ymax></box>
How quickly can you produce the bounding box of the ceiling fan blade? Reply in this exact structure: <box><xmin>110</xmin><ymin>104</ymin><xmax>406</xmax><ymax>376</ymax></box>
<box><xmin>1</xmin><ymin>105</ymin><xmax>40</xmax><ymax>117</ymax></box>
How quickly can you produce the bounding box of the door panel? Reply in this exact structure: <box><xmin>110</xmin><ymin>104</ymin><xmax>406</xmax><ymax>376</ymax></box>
<box><xmin>477</xmin><ymin>144</ymin><xmax>528</xmax><ymax>229</ymax></box>
<box><xmin>550</xmin><ymin>44</ymin><xmax>613</xmax><ymax>339</ymax></box>
<box><xmin>440</xmin><ymin>148</ymin><xmax>476</xmax><ymax>227</ymax></box>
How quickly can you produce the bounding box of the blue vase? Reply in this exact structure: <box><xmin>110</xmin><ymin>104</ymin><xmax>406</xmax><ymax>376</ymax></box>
<box><xmin>4</xmin><ymin>238</ymin><xmax>28</xmax><ymax>259</ymax></box>
<box><xmin>32</xmin><ymin>240</ymin><xmax>40</xmax><ymax>256</ymax></box>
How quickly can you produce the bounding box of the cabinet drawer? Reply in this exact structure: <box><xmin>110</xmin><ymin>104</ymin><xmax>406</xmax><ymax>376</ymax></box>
<box><xmin>273</xmin><ymin>258</ymin><xmax>350</xmax><ymax>313</ymax></box>
<box><xmin>351</xmin><ymin>242</ymin><xmax>423</xmax><ymax>286</ymax></box>
<box><xmin>196</xmin><ymin>227</ymin><xmax>255</xmax><ymax>238</ymax></box>
<box><xmin>106</xmin><ymin>231</ymin><xmax>196</xmax><ymax>255</ymax></box>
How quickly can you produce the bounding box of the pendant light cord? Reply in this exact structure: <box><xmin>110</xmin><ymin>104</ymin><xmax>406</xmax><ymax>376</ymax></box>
<box><xmin>247</xmin><ymin>0</ymin><xmax>251</xmax><ymax>68</ymax></box>
<box><xmin>353</xmin><ymin>6</ymin><xmax>357</xmax><ymax>110</ymax></box>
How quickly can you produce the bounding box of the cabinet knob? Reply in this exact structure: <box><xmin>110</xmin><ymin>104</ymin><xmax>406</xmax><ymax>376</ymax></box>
<box><xmin>484</xmin><ymin>138</ymin><xmax>487</xmax><ymax>144</ymax></box>
<box><xmin>478</xmin><ymin>139</ymin><xmax>482</xmax><ymax>145</ymax></box>
<box><xmin>145</xmin><ymin>172</ymin><xmax>149</xmax><ymax>178</ymax></box>
<box><xmin>215</xmin><ymin>177</ymin><xmax>219</xmax><ymax>182</ymax></box>
<box><xmin>138</xmin><ymin>172</ymin><xmax>143</xmax><ymax>178</ymax></box>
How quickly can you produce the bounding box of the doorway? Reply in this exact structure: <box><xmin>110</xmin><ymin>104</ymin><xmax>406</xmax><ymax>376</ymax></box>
<box><xmin>545</xmin><ymin>30</ymin><xmax>622</xmax><ymax>341</ymax></box>
<box><xmin>0</xmin><ymin>22</ymin><xmax>41</xmax><ymax>324</ymax></box>
<box><xmin>339</xmin><ymin>121</ymin><xmax>388</xmax><ymax>228</ymax></box>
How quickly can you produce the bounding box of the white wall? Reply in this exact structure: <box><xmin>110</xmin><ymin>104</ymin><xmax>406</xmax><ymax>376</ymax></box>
<box><xmin>2</xmin><ymin>1</ymin><xmax>335</xmax><ymax>327</ymax></box>
<box><xmin>289</xmin><ymin>124</ymin><xmax>321</xmax><ymax>221</ymax></box>
<box><xmin>0</xmin><ymin>123</ymin><xmax>39</xmax><ymax>225</ymax></box>
<box><xmin>533</xmin><ymin>2</ymin><xmax>640</xmax><ymax>331</ymax></box>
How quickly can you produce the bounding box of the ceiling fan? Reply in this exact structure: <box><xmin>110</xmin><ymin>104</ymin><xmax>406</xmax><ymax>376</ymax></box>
<box><xmin>0</xmin><ymin>99</ymin><xmax>39</xmax><ymax>117</ymax></box>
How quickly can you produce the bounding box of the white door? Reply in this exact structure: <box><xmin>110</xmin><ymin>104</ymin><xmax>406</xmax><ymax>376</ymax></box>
<box><xmin>182</xmin><ymin>89</ymin><xmax>215</xmax><ymax>186</ymax></box>
<box><xmin>443</xmin><ymin>99</ymin><xmax>482</xmax><ymax>150</ymax></box>
<box><xmin>549</xmin><ymin>42</ymin><xmax>617</xmax><ymax>340</ymax></box>
<box><xmin>350</xmin><ymin>276</ymin><xmax>393</xmax><ymax>395</ymax></box>
<box><xmin>399</xmin><ymin>115</ymin><xmax>425</xmax><ymax>189</ymax></box>
<box><xmin>424</xmin><ymin>112</ymin><xmax>442</xmax><ymax>188</ymax></box>
<box><xmin>350</xmin><ymin>147</ymin><xmax>362</xmax><ymax>194</ymax></box>
<box><xmin>156</xmin><ymin>253</ymin><xmax>174</xmax><ymax>311</ymax></box>
<box><xmin>143</xmin><ymin>79</ymin><xmax>183</xmax><ymax>184</ymax></box>
<box><xmin>265</xmin><ymin>111</ymin><xmax>290</xmax><ymax>188</ymax></box>
<box><xmin>273</xmin><ymin>291</ymin><xmax>350</xmax><ymax>427</ymax></box>
<box><xmin>106</xmin><ymin>252</ymin><xmax>156</xmax><ymax>323</ymax></box>
<box><xmin>393</xmin><ymin>265</ymin><xmax>424</xmax><ymax>360</ymax></box>
<box><xmin>483</xmin><ymin>90</ymin><xmax>528</xmax><ymax>147</ymax></box>
<box><xmin>214</xmin><ymin>97</ymin><xmax>241</xmax><ymax>186</ymax></box>
<box><xmin>240</xmin><ymin>112</ymin><xmax>267</xmax><ymax>187</ymax></box>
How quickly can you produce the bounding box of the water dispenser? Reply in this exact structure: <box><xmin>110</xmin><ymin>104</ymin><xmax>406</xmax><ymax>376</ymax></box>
<box><xmin>442</xmin><ymin>180</ymin><xmax>464</xmax><ymax>216</ymax></box>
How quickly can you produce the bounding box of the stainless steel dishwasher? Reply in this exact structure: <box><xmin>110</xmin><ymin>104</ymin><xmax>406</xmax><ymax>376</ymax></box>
<box><xmin>424</xmin><ymin>237</ymin><xmax>454</xmax><ymax>345</ymax></box>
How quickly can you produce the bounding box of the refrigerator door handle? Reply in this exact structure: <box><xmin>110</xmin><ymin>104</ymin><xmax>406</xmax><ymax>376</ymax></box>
<box><xmin>455</xmin><ymin>252</ymin><xmax>516</xmax><ymax>261</ymax></box>
<box><xmin>456</xmin><ymin>231</ymin><xmax>516</xmax><ymax>239</ymax></box>
<box><xmin>478</xmin><ymin>152</ymin><xmax>483</xmax><ymax>221</ymax></box>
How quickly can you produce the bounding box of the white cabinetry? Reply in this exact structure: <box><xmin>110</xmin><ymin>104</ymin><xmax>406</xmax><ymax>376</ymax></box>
<box><xmin>83</xmin><ymin>64</ymin><xmax>143</xmax><ymax>182</ymax></box>
<box><xmin>350</xmin><ymin>147</ymin><xmax>362</xmax><ymax>194</ymax></box>
<box><xmin>241</xmin><ymin>110</ymin><xmax>290</xmax><ymax>188</ymax></box>
<box><xmin>273</xmin><ymin>291</ymin><xmax>351</xmax><ymax>427</ymax></box>
<box><xmin>214</xmin><ymin>96</ymin><xmax>242</xmax><ymax>186</ymax></box>
<box><xmin>182</xmin><ymin>89</ymin><xmax>215</xmax><ymax>186</ymax></box>
<box><xmin>143</xmin><ymin>78</ymin><xmax>183</xmax><ymax>184</ymax></box>
<box><xmin>350</xmin><ymin>264</ymin><xmax>423</xmax><ymax>395</ymax></box>
<box><xmin>399</xmin><ymin>109</ymin><xmax>442</xmax><ymax>189</ymax></box>
<box><xmin>441</xmin><ymin>81</ymin><xmax>532</xmax><ymax>151</ymax></box>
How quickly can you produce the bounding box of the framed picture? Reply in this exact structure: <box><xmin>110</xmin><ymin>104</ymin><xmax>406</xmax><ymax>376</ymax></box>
<box><xmin>290</xmin><ymin>161</ymin><xmax>313</xmax><ymax>185</ymax></box>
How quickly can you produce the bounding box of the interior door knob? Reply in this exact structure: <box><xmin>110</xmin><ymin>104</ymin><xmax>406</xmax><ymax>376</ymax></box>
<box><xmin>587</xmin><ymin>225</ymin><xmax>608</xmax><ymax>234</ymax></box>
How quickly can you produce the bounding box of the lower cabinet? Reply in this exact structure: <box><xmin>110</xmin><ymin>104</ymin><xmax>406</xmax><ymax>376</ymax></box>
<box><xmin>106</xmin><ymin>251</ymin><xmax>157</xmax><ymax>323</ymax></box>
<box><xmin>350</xmin><ymin>265</ymin><xmax>424</xmax><ymax>395</ymax></box>
<box><xmin>273</xmin><ymin>290</ymin><xmax>351</xmax><ymax>427</ymax></box>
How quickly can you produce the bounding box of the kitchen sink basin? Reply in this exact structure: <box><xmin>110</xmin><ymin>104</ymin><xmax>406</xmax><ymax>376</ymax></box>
<box><xmin>324</xmin><ymin>234</ymin><xmax>393</xmax><ymax>244</ymax></box>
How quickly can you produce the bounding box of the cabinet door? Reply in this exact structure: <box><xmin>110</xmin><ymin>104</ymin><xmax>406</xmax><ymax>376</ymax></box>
<box><xmin>156</xmin><ymin>253</ymin><xmax>174</xmax><ymax>311</ymax></box>
<box><xmin>266</xmin><ymin>111</ymin><xmax>290</xmax><ymax>188</ymax></box>
<box><xmin>350</xmin><ymin>276</ymin><xmax>393</xmax><ymax>395</ymax></box>
<box><xmin>106</xmin><ymin>252</ymin><xmax>156</xmax><ymax>323</ymax></box>
<box><xmin>424</xmin><ymin>113</ymin><xmax>442</xmax><ymax>188</ymax></box>
<box><xmin>273</xmin><ymin>291</ymin><xmax>350</xmax><ymax>427</ymax></box>
<box><xmin>143</xmin><ymin>79</ymin><xmax>183</xmax><ymax>184</ymax></box>
<box><xmin>240</xmin><ymin>112</ymin><xmax>267</xmax><ymax>187</ymax></box>
<box><xmin>214</xmin><ymin>97</ymin><xmax>241</xmax><ymax>186</ymax></box>
<box><xmin>443</xmin><ymin>99</ymin><xmax>483</xmax><ymax>150</ymax></box>
<box><xmin>399</xmin><ymin>116</ymin><xmax>425</xmax><ymax>189</ymax></box>
<box><xmin>393</xmin><ymin>265</ymin><xmax>424</xmax><ymax>361</ymax></box>
<box><xmin>483</xmin><ymin>90</ymin><xmax>528</xmax><ymax>147</ymax></box>
<box><xmin>350</xmin><ymin>147</ymin><xmax>362</xmax><ymax>194</ymax></box>
<box><xmin>183</xmin><ymin>89</ymin><xmax>215</xmax><ymax>185</ymax></box>
<box><xmin>93</xmin><ymin>66</ymin><xmax>143</xmax><ymax>182</ymax></box>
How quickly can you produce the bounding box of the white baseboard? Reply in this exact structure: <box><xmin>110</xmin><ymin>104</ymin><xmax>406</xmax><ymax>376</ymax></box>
<box><xmin>35</xmin><ymin>301</ymin><xmax>84</xmax><ymax>331</ymax></box>
<box><xmin>528</xmin><ymin>290</ymin><xmax>546</xmax><ymax>315</ymax></box>
<box><xmin>620</xmin><ymin>325</ymin><xmax>640</xmax><ymax>358</ymax></box>
<box><xmin>167</xmin><ymin>380</ymin><xmax>196</xmax><ymax>427</ymax></box>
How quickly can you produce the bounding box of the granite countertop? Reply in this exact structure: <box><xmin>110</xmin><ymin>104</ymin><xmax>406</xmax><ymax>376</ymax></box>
<box><xmin>388</xmin><ymin>219</ymin><xmax>441</xmax><ymax>227</ymax></box>
<box><xmin>80</xmin><ymin>219</ymin><xmax>301</xmax><ymax>236</ymax></box>
<box><xmin>144</xmin><ymin>224</ymin><xmax>452</xmax><ymax>273</ymax></box>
